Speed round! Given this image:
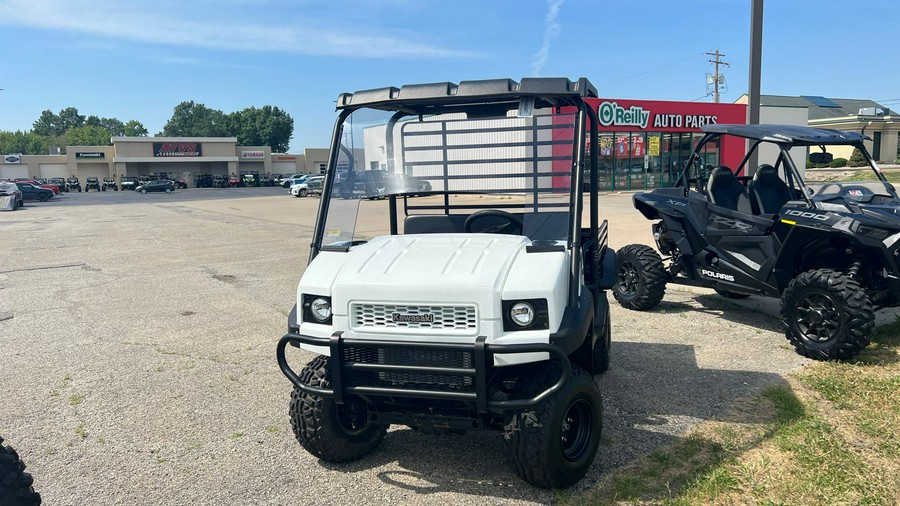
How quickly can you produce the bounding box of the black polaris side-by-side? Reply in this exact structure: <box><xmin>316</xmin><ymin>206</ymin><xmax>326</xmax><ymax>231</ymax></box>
<box><xmin>84</xmin><ymin>177</ymin><xmax>101</xmax><ymax>192</ymax></box>
<box><xmin>613</xmin><ymin>124</ymin><xmax>900</xmax><ymax>361</ymax></box>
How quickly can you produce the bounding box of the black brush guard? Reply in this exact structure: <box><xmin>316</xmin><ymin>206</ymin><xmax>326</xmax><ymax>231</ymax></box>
<box><xmin>277</xmin><ymin>332</ymin><xmax>571</xmax><ymax>414</ymax></box>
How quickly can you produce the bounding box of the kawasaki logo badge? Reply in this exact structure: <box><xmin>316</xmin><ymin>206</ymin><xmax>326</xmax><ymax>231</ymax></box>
<box><xmin>701</xmin><ymin>269</ymin><xmax>735</xmax><ymax>282</ymax></box>
<box><xmin>598</xmin><ymin>101</ymin><xmax>650</xmax><ymax>129</ymax></box>
<box><xmin>392</xmin><ymin>313</ymin><xmax>434</xmax><ymax>323</ymax></box>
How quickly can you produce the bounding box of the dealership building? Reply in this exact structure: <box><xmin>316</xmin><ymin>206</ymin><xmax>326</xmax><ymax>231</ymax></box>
<box><xmin>0</xmin><ymin>137</ymin><xmax>333</xmax><ymax>183</ymax></box>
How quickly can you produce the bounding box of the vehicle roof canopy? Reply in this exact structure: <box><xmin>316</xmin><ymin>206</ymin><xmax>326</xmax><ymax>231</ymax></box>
<box><xmin>335</xmin><ymin>77</ymin><xmax>597</xmax><ymax>114</ymax></box>
<box><xmin>702</xmin><ymin>123</ymin><xmax>867</xmax><ymax>145</ymax></box>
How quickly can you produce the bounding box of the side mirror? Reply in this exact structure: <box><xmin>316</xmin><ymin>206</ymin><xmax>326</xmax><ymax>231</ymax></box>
<box><xmin>809</xmin><ymin>152</ymin><xmax>833</xmax><ymax>164</ymax></box>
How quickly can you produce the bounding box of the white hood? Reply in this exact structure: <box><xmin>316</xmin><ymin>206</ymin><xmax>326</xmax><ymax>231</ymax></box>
<box><xmin>328</xmin><ymin>234</ymin><xmax>528</xmax><ymax>315</ymax></box>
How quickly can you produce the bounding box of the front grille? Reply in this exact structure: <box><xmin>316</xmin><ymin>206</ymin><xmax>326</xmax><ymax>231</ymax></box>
<box><xmin>351</xmin><ymin>303</ymin><xmax>477</xmax><ymax>334</ymax></box>
<box><xmin>342</xmin><ymin>346</ymin><xmax>475</xmax><ymax>392</ymax></box>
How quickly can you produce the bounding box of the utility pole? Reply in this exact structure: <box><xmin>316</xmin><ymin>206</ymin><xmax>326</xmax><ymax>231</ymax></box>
<box><xmin>706</xmin><ymin>49</ymin><xmax>730</xmax><ymax>103</ymax></box>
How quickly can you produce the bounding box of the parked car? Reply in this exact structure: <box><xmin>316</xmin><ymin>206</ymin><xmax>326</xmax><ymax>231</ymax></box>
<box><xmin>281</xmin><ymin>174</ymin><xmax>306</xmax><ymax>188</ymax></box>
<box><xmin>101</xmin><ymin>177</ymin><xmax>118</xmax><ymax>191</ymax></box>
<box><xmin>0</xmin><ymin>181</ymin><xmax>23</xmax><ymax>209</ymax></box>
<box><xmin>84</xmin><ymin>177</ymin><xmax>101</xmax><ymax>191</ymax></box>
<box><xmin>120</xmin><ymin>176</ymin><xmax>139</xmax><ymax>190</ymax></box>
<box><xmin>49</xmin><ymin>177</ymin><xmax>68</xmax><ymax>192</ymax></box>
<box><xmin>135</xmin><ymin>180</ymin><xmax>175</xmax><ymax>193</ymax></box>
<box><xmin>386</xmin><ymin>173</ymin><xmax>433</xmax><ymax>196</ymax></box>
<box><xmin>16</xmin><ymin>179</ymin><xmax>60</xmax><ymax>194</ymax></box>
<box><xmin>66</xmin><ymin>177</ymin><xmax>82</xmax><ymax>192</ymax></box>
<box><xmin>15</xmin><ymin>182</ymin><xmax>54</xmax><ymax>202</ymax></box>
<box><xmin>290</xmin><ymin>175</ymin><xmax>324</xmax><ymax>197</ymax></box>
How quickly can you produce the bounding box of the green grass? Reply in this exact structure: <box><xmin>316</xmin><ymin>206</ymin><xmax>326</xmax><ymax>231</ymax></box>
<box><xmin>566</xmin><ymin>317</ymin><xmax>900</xmax><ymax>505</ymax></box>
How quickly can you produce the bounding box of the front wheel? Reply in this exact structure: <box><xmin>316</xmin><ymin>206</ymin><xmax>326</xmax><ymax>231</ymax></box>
<box><xmin>140</xmin><ymin>189</ymin><xmax>147</xmax><ymax>194</ymax></box>
<box><xmin>165</xmin><ymin>188</ymin><xmax>172</xmax><ymax>193</ymax></box>
<box><xmin>611</xmin><ymin>244</ymin><xmax>667</xmax><ymax>310</ymax></box>
<box><xmin>503</xmin><ymin>364</ymin><xmax>602</xmax><ymax>488</ymax></box>
<box><xmin>781</xmin><ymin>269</ymin><xmax>874</xmax><ymax>361</ymax></box>
<box><xmin>37</xmin><ymin>194</ymin><xmax>49</xmax><ymax>202</ymax></box>
<box><xmin>289</xmin><ymin>356</ymin><xmax>387</xmax><ymax>462</ymax></box>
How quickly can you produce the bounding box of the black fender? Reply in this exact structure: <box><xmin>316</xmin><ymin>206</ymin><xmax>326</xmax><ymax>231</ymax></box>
<box><xmin>597</xmin><ymin>249</ymin><xmax>617</xmax><ymax>289</ymax></box>
<box><xmin>287</xmin><ymin>303</ymin><xmax>299</xmax><ymax>333</ymax></box>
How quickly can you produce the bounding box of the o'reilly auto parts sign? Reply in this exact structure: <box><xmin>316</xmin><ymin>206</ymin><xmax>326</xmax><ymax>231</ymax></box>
<box><xmin>153</xmin><ymin>142</ymin><xmax>202</xmax><ymax>157</ymax></box>
<box><xmin>76</xmin><ymin>151</ymin><xmax>105</xmax><ymax>159</ymax></box>
<box><xmin>588</xmin><ymin>98</ymin><xmax>744</xmax><ymax>132</ymax></box>
<box><xmin>3</xmin><ymin>153</ymin><xmax>22</xmax><ymax>164</ymax></box>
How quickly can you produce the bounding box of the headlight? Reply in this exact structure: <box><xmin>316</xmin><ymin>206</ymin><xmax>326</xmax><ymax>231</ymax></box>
<box><xmin>510</xmin><ymin>302</ymin><xmax>535</xmax><ymax>327</ymax></box>
<box><xmin>302</xmin><ymin>294</ymin><xmax>333</xmax><ymax>324</ymax></box>
<box><xmin>502</xmin><ymin>299</ymin><xmax>548</xmax><ymax>331</ymax></box>
<box><xmin>310</xmin><ymin>297</ymin><xmax>332</xmax><ymax>321</ymax></box>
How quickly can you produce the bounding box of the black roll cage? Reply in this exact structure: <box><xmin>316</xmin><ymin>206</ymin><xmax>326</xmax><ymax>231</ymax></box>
<box><xmin>674</xmin><ymin>127</ymin><xmax>898</xmax><ymax>210</ymax></box>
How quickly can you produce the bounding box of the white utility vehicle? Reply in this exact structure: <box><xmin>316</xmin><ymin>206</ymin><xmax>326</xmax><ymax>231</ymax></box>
<box><xmin>277</xmin><ymin>77</ymin><xmax>617</xmax><ymax>488</ymax></box>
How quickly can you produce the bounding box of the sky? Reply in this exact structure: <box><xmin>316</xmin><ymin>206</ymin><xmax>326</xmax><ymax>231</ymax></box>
<box><xmin>0</xmin><ymin>0</ymin><xmax>898</xmax><ymax>152</ymax></box>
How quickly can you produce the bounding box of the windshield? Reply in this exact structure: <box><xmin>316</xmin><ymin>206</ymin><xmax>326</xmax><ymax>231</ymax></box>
<box><xmin>320</xmin><ymin>106</ymin><xmax>576</xmax><ymax>247</ymax></box>
<box><xmin>801</xmin><ymin>143</ymin><xmax>896</xmax><ymax>201</ymax></box>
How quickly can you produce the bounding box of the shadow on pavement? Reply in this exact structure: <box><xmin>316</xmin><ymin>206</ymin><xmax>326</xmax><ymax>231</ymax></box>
<box><xmin>303</xmin><ymin>340</ymin><xmax>790</xmax><ymax>502</ymax></box>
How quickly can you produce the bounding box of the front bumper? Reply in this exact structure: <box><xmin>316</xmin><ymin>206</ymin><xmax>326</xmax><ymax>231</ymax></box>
<box><xmin>277</xmin><ymin>331</ymin><xmax>570</xmax><ymax>414</ymax></box>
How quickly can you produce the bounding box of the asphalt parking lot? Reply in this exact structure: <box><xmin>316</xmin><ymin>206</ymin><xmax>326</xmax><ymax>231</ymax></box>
<box><xmin>1</xmin><ymin>188</ymin><xmax>896</xmax><ymax>505</ymax></box>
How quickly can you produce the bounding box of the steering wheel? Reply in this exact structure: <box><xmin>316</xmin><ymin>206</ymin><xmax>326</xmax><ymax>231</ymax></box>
<box><xmin>464</xmin><ymin>210</ymin><xmax>524</xmax><ymax>235</ymax></box>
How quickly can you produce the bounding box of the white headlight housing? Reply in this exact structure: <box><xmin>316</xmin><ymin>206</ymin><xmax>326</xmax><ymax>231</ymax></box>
<box><xmin>510</xmin><ymin>302</ymin><xmax>535</xmax><ymax>327</ymax></box>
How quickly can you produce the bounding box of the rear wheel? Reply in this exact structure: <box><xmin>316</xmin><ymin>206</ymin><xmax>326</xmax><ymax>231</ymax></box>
<box><xmin>289</xmin><ymin>356</ymin><xmax>386</xmax><ymax>462</ymax></box>
<box><xmin>612</xmin><ymin>244</ymin><xmax>667</xmax><ymax>310</ymax></box>
<box><xmin>503</xmin><ymin>364</ymin><xmax>602</xmax><ymax>488</ymax></box>
<box><xmin>781</xmin><ymin>269</ymin><xmax>874</xmax><ymax>361</ymax></box>
<box><xmin>0</xmin><ymin>436</ymin><xmax>41</xmax><ymax>506</ymax></box>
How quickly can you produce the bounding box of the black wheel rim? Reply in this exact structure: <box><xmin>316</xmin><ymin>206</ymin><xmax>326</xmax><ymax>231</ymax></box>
<box><xmin>337</xmin><ymin>397</ymin><xmax>370</xmax><ymax>435</ymax></box>
<box><xmin>616</xmin><ymin>261</ymin><xmax>640</xmax><ymax>295</ymax></box>
<box><xmin>795</xmin><ymin>291</ymin><xmax>842</xmax><ymax>343</ymax></box>
<box><xmin>561</xmin><ymin>398</ymin><xmax>593</xmax><ymax>462</ymax></box>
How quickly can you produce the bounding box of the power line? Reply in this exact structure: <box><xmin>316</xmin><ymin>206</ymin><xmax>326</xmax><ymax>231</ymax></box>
<box><xmin>596</xmin><ymin>52</ymin><xmax>704</xmax><ymax>87</ymax></box>
<box><xmin>705</xmin><ymin>49</ymin><xmax>730</xmax><ymax>103</ymax></box>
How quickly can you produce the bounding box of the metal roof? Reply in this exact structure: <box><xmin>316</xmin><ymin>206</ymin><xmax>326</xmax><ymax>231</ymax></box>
<box><xmin>335</xmin><ymin>77</ymin><xmax>597</xmax><ymax>112</ymax></box>
<box><xmin>753</xmin><ymin>94</ymin><xmax>896</xmax><ymax>120</ymax></box>
<box><xmin>701</xmin><ymin>124</ymin><xmax>868</xmax><ymax>145</ymax></box>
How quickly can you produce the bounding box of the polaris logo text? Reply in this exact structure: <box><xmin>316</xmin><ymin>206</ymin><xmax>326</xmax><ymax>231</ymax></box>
<box><xmin>598</xmin><ymin>101</ymin><xmax>650</xmax><ymax>129</ymax></box>
<box><xmin>783</xmin><ymin>209</ymin><xmax>829</xmax><ymax>221</ymax></box>
<box><xmin>391</xmin><ymin>313</ymin><xmax>434</xmax><ymax>323</ymax></box>
<box><xmin>701</xmin><ymin>269</ymin><xmax>735</xmax><ymax>282</ymax></box>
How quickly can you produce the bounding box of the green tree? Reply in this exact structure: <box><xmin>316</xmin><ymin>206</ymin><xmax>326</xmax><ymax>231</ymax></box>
<box><xmin>161</xmin><ymin>101</ymin><xmax>228</xmax><ymax>137</ymax></box>
<box><xmin>848</xmin><ymin>147</ymin><xmax>868</xmax><ymax>167</ymax></box>
<box><xmin>0</xmin><ymin>130</ymin><xmax>54</xmax><ymax>155</ymax></box>
<box><xmin>65</xmin><ymin>125</ymin><xmax>113</xmax><ymax>146</ymax></box>
<box><xmin>85</xmin><ymin>115</ymin><xmax>126</xmax><ymax>136</ymax></box>
<box><xmin>32</xmin><ymin>107</ymin><xmax>86</xmax><ymax>136</ymax></box>
<box><xmin>123</xmin><ymin>120</ymin><xmax>149</xmax><ymax>137</ymax></box>
<box><xmin>228</xmin><ymin>105</ymin><xmax>294</xmax><ymax>152</ymax></box>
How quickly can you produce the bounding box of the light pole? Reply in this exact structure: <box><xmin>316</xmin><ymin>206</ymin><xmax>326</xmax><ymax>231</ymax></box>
<box><xmin>746</xmin><ymin>0</ymin><xmax>764</xmax><ymax>173</ymax></box>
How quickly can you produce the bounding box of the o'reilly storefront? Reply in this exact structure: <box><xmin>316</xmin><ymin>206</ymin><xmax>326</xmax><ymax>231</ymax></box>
<box><xmin>584</xmin><ymin>98</ymin><xmax>747</xmax><ymax>190</ymax></box>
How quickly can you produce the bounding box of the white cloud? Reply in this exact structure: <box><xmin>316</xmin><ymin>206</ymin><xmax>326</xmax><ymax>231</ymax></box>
<box><xmin>0</xmin><ymin>0</ymin><xmax>478</xmax><ymax>59</ymax></box>
<box><xmin>531</xmin><ymin>0</ymin><xmax>564</xmax><ymax>76</ymax></box>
